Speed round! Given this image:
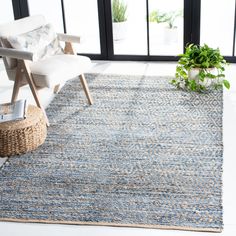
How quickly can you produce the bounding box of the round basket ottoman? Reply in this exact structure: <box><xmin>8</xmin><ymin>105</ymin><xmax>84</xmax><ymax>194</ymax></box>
<box><xmin>0</xmin><ymin>105</ymin><xmax>47</xmax><ymax>157</ymax></box>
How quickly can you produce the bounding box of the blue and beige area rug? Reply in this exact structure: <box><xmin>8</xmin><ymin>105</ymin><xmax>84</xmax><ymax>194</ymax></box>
<box><xmin>0</xmin><ymin>74</ymin><xmax>223</xmax><ymax>232</ymax></box>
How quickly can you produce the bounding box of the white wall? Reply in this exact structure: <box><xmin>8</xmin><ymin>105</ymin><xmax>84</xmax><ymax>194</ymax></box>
<box><xmin>201</xmin><ymin>0</ymin><xmax>235</xmax><ymax>55</ymax></box>
<box><xmin>0</xmin><ymin>0</ymin><xmax>14</xmax><ymax>24</ymax></box>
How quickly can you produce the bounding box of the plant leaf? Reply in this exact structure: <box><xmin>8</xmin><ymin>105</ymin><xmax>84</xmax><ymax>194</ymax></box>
<box><xmin>223</xmin><ymin>80</ymin><xmax>230</xmax><ymax>89</ymax></box>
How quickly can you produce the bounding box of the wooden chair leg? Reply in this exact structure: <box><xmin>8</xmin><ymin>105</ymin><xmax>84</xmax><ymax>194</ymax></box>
<box><xmin>53</xmin><ymin>84</ymin><xmax>61</xmax><ymax>94</ymax></box>
<box><xmin>20</xmin><ymin>60</ymin><xmax>50</xmax><ymax>126</ymax></box>
<box><xmin>11</xmin><ymin>63</ymin><xmax>23</xmax><ymax>103</ymax></box>
<box><xmin>64</xmin><ymin>42</ymin><xmax>93</xmax><ymax>105</ymax></box>
<box><xmin>79</xmin><ymin>74</ymin><xmax>93</xmax><ymax>105</ymax></box>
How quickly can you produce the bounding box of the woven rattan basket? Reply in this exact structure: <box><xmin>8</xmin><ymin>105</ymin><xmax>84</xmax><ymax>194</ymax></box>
<box><xmin>0</xmin><ymin>105</ymin><xmax>47</xmax><ymax>157</ymax></box>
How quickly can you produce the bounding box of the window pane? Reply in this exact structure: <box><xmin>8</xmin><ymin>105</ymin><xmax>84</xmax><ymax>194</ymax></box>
<box><xmin>63</xmin><ymin>0</ymin><xmax>101</xmax><ymax>54</ymax></box>
<box><xmin>200</xmin><ymin>0</ymin><xmax>235</xmax><ymax>56</ymax></box>
<box><xmin>149</xmin><ymin>0</ymin><xmax>183</xmax><ymax>55</ymax></box>
<box><xmin>28</xmin><ymin>0</ymin><xmax>64</xmax><ymax>32</ymax></box>
<box><xmin>112</xmin><ymin>0</ymin><xmax>148</xmax><ymax>55</ymax></box>
<box><xmin>0</xmin><ymin>0</ymin><xmax>14</xmax><ymax>24</ymax></box>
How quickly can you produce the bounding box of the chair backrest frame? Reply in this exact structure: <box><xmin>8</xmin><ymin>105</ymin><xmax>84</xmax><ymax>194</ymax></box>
<box><xmin>0</xmin><ymin>15</ymin><xmax>47</xmax><ymax>78</ymax></box>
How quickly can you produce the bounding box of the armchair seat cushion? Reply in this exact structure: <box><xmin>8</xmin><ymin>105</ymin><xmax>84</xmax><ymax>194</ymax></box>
<box><xmin>30</xmin><ymin>54</ymin><xmax>92</xmax><ymax>88</ymax></box>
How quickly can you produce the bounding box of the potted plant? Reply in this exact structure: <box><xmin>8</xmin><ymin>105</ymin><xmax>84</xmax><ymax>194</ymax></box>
<box><xmin>112</xmin><ymin>0</ymin><xmax>128</xmax><ymax>41</ymax></box>
<box><xmin>171</xmin><ymin>44</ymin><xmax>230</xmax><ymax>92</ymax></box>
<box><xmin>149</xmin><ymin>10</ymin><xmax>169</xmax><ymax>44</ymax></box>
<box><xmin>163</xmin><ymin>10</ymin><xmax>183</xmax><ymax>44</ymax></box>
<box><xmin>149</xmin><ymin>10</ymin><xmax>182</xmax><ymax>44</ymax></box>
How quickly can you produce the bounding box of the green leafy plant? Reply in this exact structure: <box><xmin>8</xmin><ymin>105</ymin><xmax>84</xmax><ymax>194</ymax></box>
<box><xmin>149</xmin><ymin>10</ymin><xmax>183</xmax><ymax>28</ymax></box>
<box><xmin>165</xmin><ymin>10</ymin><xmax>183</xmax><ymax>29</ymax></box>
<box><xmin>171</xmin><ymin>44</ymin><xmax>230</xmax><ymax>92</ymax></box>
<box><xmin>149</xmin><ymin>10</ymin><xmax>169</xmax><ymax>23</ymax></box>
<box><xmin>112</xmin><ymin>0</ymin><xmax>127</xmax><ymax>23</ymax></box>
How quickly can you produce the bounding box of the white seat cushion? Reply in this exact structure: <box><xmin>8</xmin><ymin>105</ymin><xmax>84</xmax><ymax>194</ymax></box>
<box><xmin>30</xmin><ymin>54</ymin><xmax>92</xmax><ymax>88</ymax></box>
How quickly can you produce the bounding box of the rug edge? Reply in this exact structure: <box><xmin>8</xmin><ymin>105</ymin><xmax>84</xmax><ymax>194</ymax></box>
<box><xmin>0</xmin><ymin>218</ymin><xmax>222</xmax><ymax>233</ymax></box>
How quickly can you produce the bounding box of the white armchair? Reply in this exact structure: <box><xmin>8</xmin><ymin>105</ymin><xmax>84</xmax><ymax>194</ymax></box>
<box><xmin>0</xmin><ymin>15</ymin><xmax>93</xmax><ymax>126</ymax></box>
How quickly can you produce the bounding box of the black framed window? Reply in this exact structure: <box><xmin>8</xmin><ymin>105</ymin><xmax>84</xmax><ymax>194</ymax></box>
<box><xmin>108</xmin><ymin>0</ymin><xmax>184</xmax><ymax>57</ymax></box>
<box><xmin>148</xmin><ymin>0</ymin><xmax>184</xmax><ymax>56</ymax></box>
<box><xmin>112</xmin><ymin>0</ymin><xmax>148</xmax><ymax>56</ymax></box>
<box><xmin>8</xmin><ymin>0</ymin><xmax>236</xmax><ymax>62</ymax></box>
<box><xmin>101</xmin><ymin>0</ymin><xmax>195</xmax><ymax>61</ymax></box>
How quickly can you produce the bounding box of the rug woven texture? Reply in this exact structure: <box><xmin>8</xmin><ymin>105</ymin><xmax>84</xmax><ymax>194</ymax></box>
<box><xmin>0</xmin><ymin>74</ymin><xmax>223</xmax><ymax>232</ymax></box>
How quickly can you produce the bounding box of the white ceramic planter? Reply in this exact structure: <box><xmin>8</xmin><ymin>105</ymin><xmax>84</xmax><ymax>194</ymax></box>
<box><xmin>149</xmin><ymin>23</ymin><xmax>179</xmax><ymax>45</ymax></box>
<box><xmin>149</xmin><ymin>22</ymin><xmax>166</xmax><ymax>44</ymax></box>
<box><xmin>112</xmin><ymin>21</ymin><xmax>128</xmax><ymax>41</ymax></box>
<box><xmin>163</xmin><ymin>28</ymin><xmax>178</xmax><ymax>44</ymax></box>
<box><xmin>188</xmin><ymin>68</ymin><xmax>219</xmax><ymax>87</ymax></box>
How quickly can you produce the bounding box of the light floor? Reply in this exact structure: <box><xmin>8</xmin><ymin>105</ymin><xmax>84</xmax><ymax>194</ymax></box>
<box><xmin>0</xmin><ymin>60</ymin><xmax>236</xmax><ymax>236</ymax></box>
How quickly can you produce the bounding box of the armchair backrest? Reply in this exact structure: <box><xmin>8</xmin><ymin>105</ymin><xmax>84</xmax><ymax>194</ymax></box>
<box><xmin>0</xmin><ymin>15</ymin><xmax>46</xmax><ymax>79</ymax></box>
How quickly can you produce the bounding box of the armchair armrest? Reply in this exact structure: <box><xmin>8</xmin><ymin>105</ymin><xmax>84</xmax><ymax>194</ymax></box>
<box><xmin>57</xmin><ymin>33</ymin><xmax>80</xmax><ymax>44</ymax></box>
<box><xmin>0</xmin><ymin>47</ymin><xmax>34</xmax><ymax>61</ymax></box>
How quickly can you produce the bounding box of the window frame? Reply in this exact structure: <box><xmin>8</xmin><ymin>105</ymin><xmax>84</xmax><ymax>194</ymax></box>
<box><xmin>11</xmin><ymin>0</ymin><xmax>236</xmax><ymax>62</ymax></box>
